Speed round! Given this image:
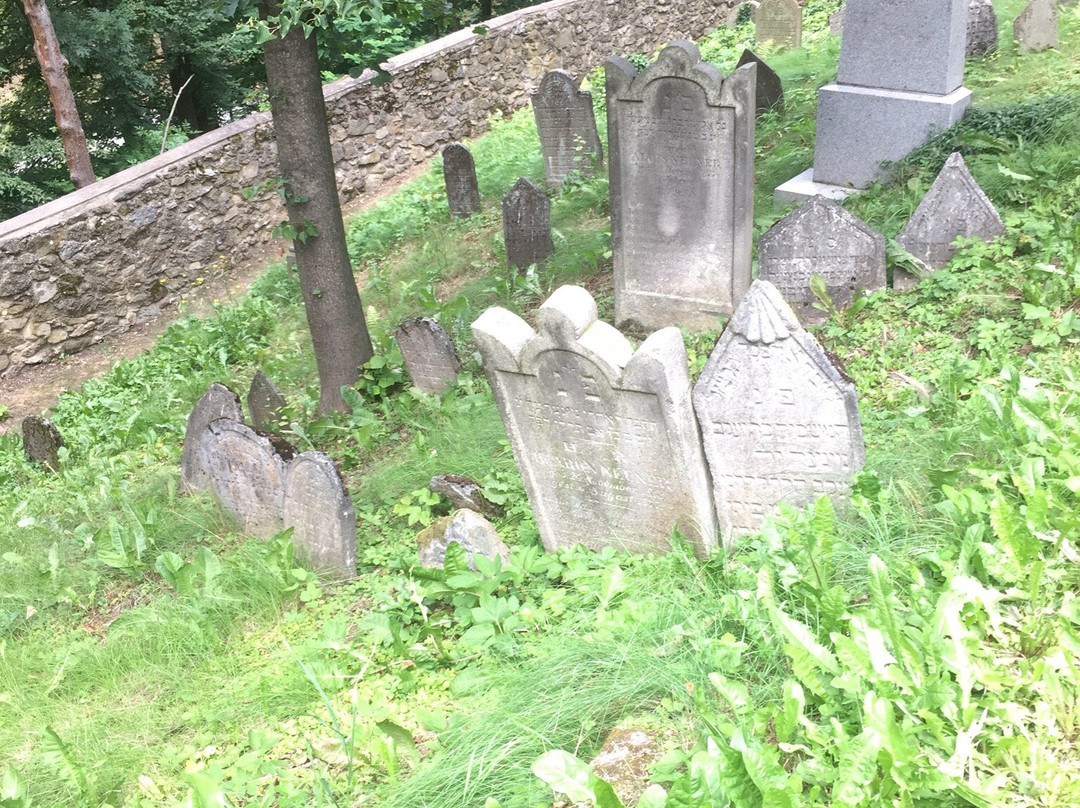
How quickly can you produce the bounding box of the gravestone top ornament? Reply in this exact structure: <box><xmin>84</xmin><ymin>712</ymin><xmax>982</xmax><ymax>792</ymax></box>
<box><xmin>395</xmin><ymin>317</ymin><xmax>462</xmax><ymax>395</ymax></box>
<box><xmin>531</xmin><ymin>69</ymin><xmax>603</xmax><ymax>187</ymax></box>
<box><xmin>755</xmin><ymin>0</ymin><xmax>803</xmax><ymax>48</ymax></box>
<box><xmin>502</xmin><ymin>177</ymin><xmax>554</xmax><ymax>271</ymax></box>
<box><xmin>181</xmin><ymin>382</ymin><xmax>244</xmax><ymax>492</ymax></box>
<box><xmin>442</xmin><ymin>143</ymin><xmax>481</xmax><ymax>218</ymax></box>
<box><xmin>21</xmin><ymin>415</ymin><xmax>64</xmax><ymax>471</ymax></box>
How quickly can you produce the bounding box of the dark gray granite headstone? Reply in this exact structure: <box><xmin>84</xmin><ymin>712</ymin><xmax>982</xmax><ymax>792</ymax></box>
<box><xmin>967</xmin><ymin>0</ymin><xmax>999</xmax><ymax>56</ymax></box>
<box><xmin>502</xmin><ymin>177</ymin><xmax>554</xmax><ymax>272</ymax></box>
<box><xmin>247</xmin><ymin>370</ymin><xmax>287</xmax><ymax>433</ymax></box>
<box><xmin>1014</xmin><ymin>0</ymin><xmax>1058</xmax><ymax>53</ymax></box>
<box><xmin>442</xmin><ymin>143</ymin><xmax>481</xmax><ymax>218</ymax></box>
<box><xmin>22</xmin><ymin>415</ymin><xmax>63</xmax><ymax>471</ymax></box>
<box><xmin>282</xmin><ymin>452</ymin><xmax>356</xmax><ymax>577</ymax></box>
<box><xmin>181</xmin><ymin>382</ymin><xmax>244</xmax><ymax>493</ymax></box>
<box><xmin>755</xmin><ymin>0</ymin><xmax>802</xmax><ymax>48</ymax></box>
<box><xmin>532</xmin><ymin>70</ymin><xmax>603</xmax><ymax>187</ymax></box>
<box><xmin>395</xmin><ymin>317</ymin><xmax>461</xmax><ymax>395</ymax></box>
<box><xmin>737</xmin><ymin>49</ymin><xmax>784</xmax><ymax>114</ymax></box>
<box><xmin>758</xmin><ymin>196</ymin><xmax>886</xmax><ymax>324</ymax></box>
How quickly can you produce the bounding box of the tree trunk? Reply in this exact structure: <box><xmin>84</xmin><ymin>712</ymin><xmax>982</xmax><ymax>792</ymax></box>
<box><xmin>262</xmin><ymin>2</ymin><xmax>374</xmax><ymax>414</ymax></box>
<box><xmin>21</xmin><ymin>0</ymin><xmax>96</xmax><ymax>189</ymax></box>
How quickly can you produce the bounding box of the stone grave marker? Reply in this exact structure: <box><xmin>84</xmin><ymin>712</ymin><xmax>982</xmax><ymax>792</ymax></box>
<box><xmin>758</xmin><ymin>196</ymin><xmax>886</xmax><ymax>324</ymax></box>
<box><xmin>829</xmin><ymin>6</ymin><xmax>844</xmax><ymax>35</ymax></box>
<box><xmin>429</xmin><ymin>474</ymin><xmax>503</xmax><ymax>517</ymax></box>
<box><xmin>442</xmin><ymin>143</ymin><xmax>481</xmax><ymax>218</ymax></box>
<box><xmin>247</xmin><ymin>370</ymin><xmax>287</xmax><ymax>432</ymax></box>
<box><xmin>417</xmin><ymin>509</ymin><xmax>511</xmax><ymax>570</ymax></box>
<box><xmin>967</xmin><ymin>0</ymin><xmax>999</xmax><ymax>56</ymax></box>
<box><xmin>282</xmin><ymin>452</ymin><xmax>357</xmax><ymax>577</ymax></box>
<box><xmin>472</xmin><ymin>285</ymin><xmax>717</xmax><ymax>556</ymax></box>
<box><xmin>755</xmin><ymin>0</ymin><xmax>802</xmax><ymax>48</ymax></box>
<box><xmin>395</xmin><ymin>317</ymin><xmax>461</xmax><ymax>394</ymax></box>
<box><xmin>502</xmin><ymin>177</ymin><xmax>554</xmax><ymax>272</ymax></box>
<box><xmin>896</xmin><ymin>152</ymin><xmax>1005</xmax><ymax>275</ymax></box>
<box><xmin>1014</xmin><ymin>0</ymin><xmax>1058</xmax><ymax>53</ymax></box>
<box><xmin>22</xmin><ymin>415</ymin><xmax>63</xmax><ymax>471</ymax></box>
<box><xmin>737</xmin><ymin>49</ymin><xmax>784</xmax><ymax>114</ymax></box>
<box><xmin>692</xmin><ymin>280</ymin><xmax>865</xmax><ymax>537</ymax></box>
<box><xmin>181</xmin><ymin>382</ymin><xmax>243</xmax><ymax>492</ymax></box>
<box><xmin>531</xmin><ymin>70</ymin><xmax>603</xmax><ymax>187</ymax></box>
<box><xmin>607</xmin><ymin>41</ymin><xmax>755</xmax><ymax>332</ymax></box>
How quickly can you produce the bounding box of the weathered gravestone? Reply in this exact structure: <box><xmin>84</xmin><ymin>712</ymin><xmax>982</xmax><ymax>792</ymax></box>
<box><xmin>247</xmin><ymin>370</ymin><xmax>286</xmax><ymax>432</ymax></box>
<box><xmin>737</xmin><ymin>49</ymin><xmax>784</xmax><ymax>114</ymax></box>
<box><xmin>896</xmin><ymin>152</ymin><xmax>1004</xmax><ymax>279</ymax></box>
<box><xmin>607</xmin><ymin>41</ymin><xmax>755</xmax><ymax>332</ymax></box>
<box><xmin>967</xmin><ymin>0</ymin><xmax>999</xmax><ymax>56</ymax></box>
<box><xmin>282</xmin><ymin>452</ymin><xmax>356</xmax><ymax>577</ymax></box>
<box><xmin>395</xmin><ymin>317</ymin><xmax>461</xmax><ymax>395</ymax></box>
<box><xmin>22</xmin><ymin>415</ymin><xmax>63</xmax><ymax>471</ymax></box>
<box><xmin>472</xmin><ymin>285</ymin><xmax>717</xmax><ymax>556</ymax></box>
<box><xmin>829</xmin><ymin>6</ymin><xmax>844</xmax><ymax>35</ymax></box>
<box><xmin>429</xmin><ymin>474</ymin><xmax>503</xmax><ymax>517</ymax></box>
<box><xmin>1014</xmin><ymin>0</ymin><xmax>1058</xmax><ymax>53</ymax></box>
<box><xmin>442</xmin><ymin>143</ymin><xmax>481</xmax><ymax>218</ymax></box>
<box><xmin>532</xmin><ymin>70</ymin><xmax>603</xmax><ymax>187</ymax></box>
<box><xmin>755</xmin><ymin>0</ymin><xmax>802</xmax><ymax>48</ymax></box>
<box><xmin>758</xmin><ymin>196</ymin><xmax>886</xmax><ymax>324</ymax></box>
<box><xmin>692</xmin><ymin>280</ymin><xmax>865</xmax><ymax>537</ymax></box>
<box><xmin>417</xmin><ymin>508</ymin><xmax>511</xmax><ymax>570</ymax></box>
<box><xmin>181</xmin><ymin>382</ymin><xmax>243</xmax><ymax>492</ymax></box>
<box><xmin>502</xmin><ymin>177</ymin><xmax>554</xmax><ymax>272</ymax></box>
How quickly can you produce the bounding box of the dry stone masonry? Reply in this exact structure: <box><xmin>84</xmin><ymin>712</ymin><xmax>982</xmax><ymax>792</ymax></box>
<box><xmin>502</xmin><ymin>177</ymin><xmax>554</xmax><ymax>272</ymax></box>
<box><xmin>181</xmin><ymin>383</ymin><xmax>244</xmax><ymax>493</ymax></box>
<box><xmin>396</xmin><ymin>317</ymin><xmax>461</xmax><ymax>394</ymax></box>
<box><xmin>442</xmin><ymin>143</ymin><xmax>481</xmax><ymax>218</ymax></box>
<box><xmin>532</xmin><ymin>70</ymin><xmax>603</xmax><ymax>187</ymax></box>
<box><xmin>754</xmin><ymin>0</ymin><xmax>803</xmax><ymax>48</ymax></box>
<box><xmin>282</xmin><ymin>452</ymin><xmax>357</xmax><ymax>577</ymax></box>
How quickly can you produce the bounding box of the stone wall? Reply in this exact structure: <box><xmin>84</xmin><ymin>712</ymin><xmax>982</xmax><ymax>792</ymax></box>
<box><xmin>0</xmin><ymin>0</ymin><xmax>733</xmax><ymax>377</ymax></box>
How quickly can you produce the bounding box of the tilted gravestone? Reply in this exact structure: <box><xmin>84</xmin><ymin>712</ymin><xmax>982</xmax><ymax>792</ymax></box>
<box><xmin>737</xmin><ymin>49</ymin><xmax>784</xmax><ymax>114</ymax></box>
<box><xmin>532</xmin><ymin>70</ymin><xmax>603</xmax><ymax>187</ymax></box>
<box><xmin>247</xmin><ymin>370</ymin><xmax>287</xmax><ymax>433</ymax></box>
<box><xmin>282</xmin><ymin>452</ymin><xmax>356</xmax><ymax>577</ymax></box>
<box><xmin>181</xmin><ymin>382</ymin><xmax>244</xmax><ymax>492</ymax></box>
<box><xmin>692</xmin><ymin>280</ymin><xmax>865</xmax><ymax>537</ymax></box>
<box><xmin>896</xmin><ymin>152</ymin><xmax>1005</xmax><ymax>275</ymax></box>
<box><xmin>1014</xmin><ymin>0</ymin><xmax>1058</xmax><ymax>53</ymax></box>
<box><xmin>758</xmin><ymin>196</ymin><xmax>886</xmax><ymax>324</ymax></box>
<box><xmin>967</xmin><ymin>0</ymin><xmax>999</xmax><ymax>56</ymax></box>
<box><xmin>502</xmin><ymin>177</ymin><xmax>554</xmax><ymax>272</ymax></box>
<box><xmin>607</xmin><ymin>41</ymin><xmax>755</xmax><ymax>332</ymax></box>
<box><xmin>22</xmin><ymin>415</ymin><xmax>63</xmax><ymax>471</ymax></box>
<box><xmin>395</xmin><ymin>317</ymin><xmax>461</xmax><ymax>395</ymax></box>
<box><xmin>755</xmin><ymin>0</ymin><xmax>803</xmax><ymax>48</ymax></box>
<box><xmin>442</xmin><ymin>143</ymin><xmax>481</xmax><ymax>218</ymax></box>
<box><xmin>472</xmin><ymin>285</ymin><xmax>717</xmax><ymax>556</ymax></box>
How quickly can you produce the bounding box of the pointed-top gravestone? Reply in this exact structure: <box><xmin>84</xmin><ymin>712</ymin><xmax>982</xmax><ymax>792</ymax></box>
<box><xmin>692</xmin><ymin>280</ymin><xmax>865</xmax><ymax>538</ymax></box>
<box><xmin>967</xmin><ymin>0</ymin><xmax>999</xmax><ymax>56</ymax></box>
<box><xmin>502</xmin><ymin>177</ymin><xmax>554</xmax><ymax>272</ymax></box>
<box><xmin>395</xmin><ymin>317</ymin><xmax>461</xmax><ymax>394</ymax></box>
<box><xmin>247</xmin><ymin>370</ymin><xmax>287</xmax><ymax>433</ymax></box>
<box><xmin>758</xmin><ymin>196</ymin><xmax>886</xmax><ymax>324</ymax></box>
<box><xmin>532</xmin><ymin>70</ymin><xmax>603</xmax><ymax>187</ymax></box>
<box><xmin>472</xmin><ymin>285</ymin><xmax>717</xmax><ymax>557</ymax></box>
<box><xmin>1014</xmin><ymin>0</ymin><xmax>1058</xmax><ymax>53</ymax></box>
<box><xmin>737</xmin><ymin>49</ymin><xmax>784</xmax><ymax>114</ymax></box>
<box><xmin>442</xmin><ymin>143</ymin><xmax>481</xmax><ymax>218</ymax></box>
<box><xmin>283</xmin><ymin>452</ymin><xmax>357</xmax><ymax>577</ymax></box>
<box><xmin>896</xmin><ymin>152</ymin><xmax>1005</xmax><ymax>272</ymax></box>
<box><xmin>181</xmin><ymin>382</ymin><xmax>244</xmax><ymax>492</ymax></box>
<box><xmin>755</xmin><ymin>0</ymin><xmax>802</xmax><ymax>48</ymax></box>
<box><xmin>607</xmin><ymin>41</ymin><xmax>756</xmax><ymax>332</ymax></box>
<box><xmin>21</xmin><ymin>415</ymin><xmax>63</xmax><ymax>472</ymax></box>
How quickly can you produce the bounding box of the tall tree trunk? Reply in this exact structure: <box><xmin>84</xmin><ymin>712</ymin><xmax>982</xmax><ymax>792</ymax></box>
<box><xmin>261</xmin><ymin>2</ymin><xmax>374</xmax><ymax>414</ymax></box>
<box><xmin>21</xmin><ymin>0</ymin><xmax>95</xmax><ymax>188</ymax></box>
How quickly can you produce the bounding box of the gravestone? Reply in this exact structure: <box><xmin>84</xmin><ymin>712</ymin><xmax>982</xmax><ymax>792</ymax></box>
<box><xmin>247</xmin><ymin>370</ymin><xmax>286</xmax><ymax>432</ymax></box>
<box><xmin>22</xmin><ymin>415</ymin><xmax>63</xmax><ymax>471</ymax></box>
<box><xmin>472</xmin><ymin>285</ymin><xmax>717</xmax><ymax>556</ymax></box>
<box><xmin>531</xmin><ymin>70</ymin><xmax>603</xmax><ymax>187</ymax></box>
<box><xmin>829</xmin><ymin>6</ymin><xmax>844</xmax><ymax>35</ymax></box>
<box><xmin>967</xmin><ymin>0</ymin><xmax>999</xmax><ymax>56</ymax></box>
<box><xmin>502</xmin><ymin>177</ymin><xmax>554</xmax><ymax>272</ymax></box>
<box><xmin>607</xmin><ymin>41</ymin><xmax>755</xmax><ymax>332</ymax></box>
<box><xmin>692</xmin><ymin>280</ymin><xmax>865</xmax><ymax>537</ymax></box>
<box><xmin>755</xmin><ymin>0</ymin><xmax>802</xmax><ymax>48</ymax></box>
<box><xmin>416</xmin><ymin>509</ymin><xmax>511</xmax><ymax>570</ymax></box>
<box><xmin>282</xmin><ymin>452</ymin><xmax>357</xmax><ymax>577</ymax></box>
<box><xmin>442</xmin><ymin>143</ymin><xmax>481</xmax><ymax>218</ymax></box>
<box><xmin>896</xmin><ymin>152</ymin><xmax>1005</xmax><ymax>273</ymax></box>
<box><xmin>429</xmin><ymin>474</ymin><xmax>503</xmax><ymax>517</ymax></box>
<box><xmin>1014</xmin><ymin>0</ymin><xmax>1058</xmax><ymax>53</ymax></box>
<box><xmin>758</xmin><ymin>196</ymin><xmax>886</xmax><ymax>324</ymax></box>
<box><xmin>181</xmin><ymin>382</ymin><xmax>243</xmax><ymax>492</ymax></box>
<box><xmin>395</xmin><ymin>318</ymin><xmax>461</xmax><ymax>394</ymax></box>
<box><xmin>737</xmin><ymin>49</ymin><xmax>784</xmax><ymax>114</ymax></box>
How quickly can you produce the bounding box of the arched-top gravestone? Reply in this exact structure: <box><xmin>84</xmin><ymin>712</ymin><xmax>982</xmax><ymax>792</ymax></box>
<box><xmin>607</xmin><ymin>41</ymin><xmax>755</xmax><ymax>333</ymax></box>
<box><xmin>247</xmin><ymin>370</ymin><xmax>287</xmax><ymax>433</ymax></box>
<box><xmin>502</xmin><ymin>177</ymin><xmax>554</xmax><ymax>272</ymax></box>
<box><xmin>396</xmin><ymin>317</ymin><xmax>461</xmax><ymax>394</ymax></box>
<box><xmin>737</xmin><ymin>49</ymin><xmax>784</xmax><ymax>114</ymax></box>
<box><xmin>692</xmin><ymin>280</ymin><xmax>865</xmax><ymax>538</ymax></box>
<box><xmin>181</xmin><ymin>382</ymin><xmax>244</xmax><ymax>492</ymax></box>
<box><xmin>22</xmin><ymin>415</ymin><xmax>63</xmax><ymax>472</ymax></box>
<box><xmin>755</xmin><ymin>0</ymin><xmax>802</xmax><ymax>48</ymax></box>
<box><xmin>282</xmin><ymin>452</ymin><xmax>357</xmax><ymax>577</ymax></box>
<box><xmin>472</xmin><ymin>285</ymin><xmax>717</xmax><ymax>557</ymax></box>
<box><xmin>1013</xmin><ymin>0</ymin><xmax>1058</xmax><ymax>53</ymax></box>
<box><xmin>442</xmin><ymin>143</ymin><xmax>481</xmax><ymax>218</ymax></box>
<box><xmin>532</xmin><ymin>70</ymin><xmax>603</xmax><ymax>187</ymax></box>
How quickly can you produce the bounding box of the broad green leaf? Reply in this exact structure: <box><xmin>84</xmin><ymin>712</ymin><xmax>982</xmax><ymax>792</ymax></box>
<box><xmin>533</xmin><ymin>750</ymin><xmax>625</xmax><ymax>808</ymax></box>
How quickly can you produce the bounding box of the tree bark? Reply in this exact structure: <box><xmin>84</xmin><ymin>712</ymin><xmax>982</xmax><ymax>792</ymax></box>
<box><xmin>261</xmin><ymin>2</ymin><xmax>374</xmax><ymax>414</ymax></box>
<box><xmin>20</xmin><ymin>0</ymin><xmax>96</xmax><ymax>188</ymax></box>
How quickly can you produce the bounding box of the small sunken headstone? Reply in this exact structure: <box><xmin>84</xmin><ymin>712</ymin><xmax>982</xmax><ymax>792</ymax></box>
<box><xmin>896</xmin><ymin>152</ymin><xmax>1005</xmax><ymax>271</ymax></box>
<box><xmin>181</xmin><ymin>382</ymin><xmax>243</xmax><ymax>492</ymax></box>
<box><xmin>737</xmin><ymin>49</ymin><xmax>784</xmax><ymax>114</ymax></box>
<box><xmin>967</xmin><ymin>0</ymin><xmax>999</xmax><ymax>56</ymax></box>
<box><xmin>442</xmin><ymin>143</ymin><xmax>481</xmax><ymax>218</ymax></box>
<box><xmin>502</xmin><ymin>177</ymin><xmax>554</xmax><ymax>272</ymax></box>
<box><xmin>531</xmin><ymin>70</ymin><xmax>603</xmax><ymax>187</ymax></box>
<box><xmin>755</xmin><ymin>0</ymin><xmax>803</xmax><ymax>48</ymax></box>
<box><xmin>395</xmin><ymin>317</ymin><xmax>461</xmax><ymax>395</ymax></box>
<box><xmin>1014</xmin><ymin>0</ymin><xmax>1058</xmax><ymax>53</ymax></box>
<box><xmin>429</xmin><ymin>474</ymin><xmax>503</xmax><ymax>517</ymax></box>
<box><xmin>417</xmin><ymin>509</ymin><xmax>511</xmax><ymax>570</ymax></box>
<box><xmin>472</xmin><ymin>285</ymin><xmax>717</xmax><ymax>556</ymax></box>
<box><xmin>21</xmin><ymin>415</ymin><xmax>63</xmax><ymax>472</ymax></box>
<box><xmin>607</xmin><ymin>41</ymin><xmax>755</xmax><ymax>332</ymax></box>
<box><xmin>692</xmin><ymin>280</ymin><xmax>865</xmax><ymax>538</ymax></box>
<box><xmin>283</xmin><ymin>452</ymin><xmax>356</xmax><ymax>577</ymax></box>
<box><xmin>247</xmin><ymin>370</ymin><xmax>287</xmax><ymax>433</ymax></box>
<box><xmin>758</xmin><ymin>196</ymin><xmax>886</xmax><ymax>324</ymax></box>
